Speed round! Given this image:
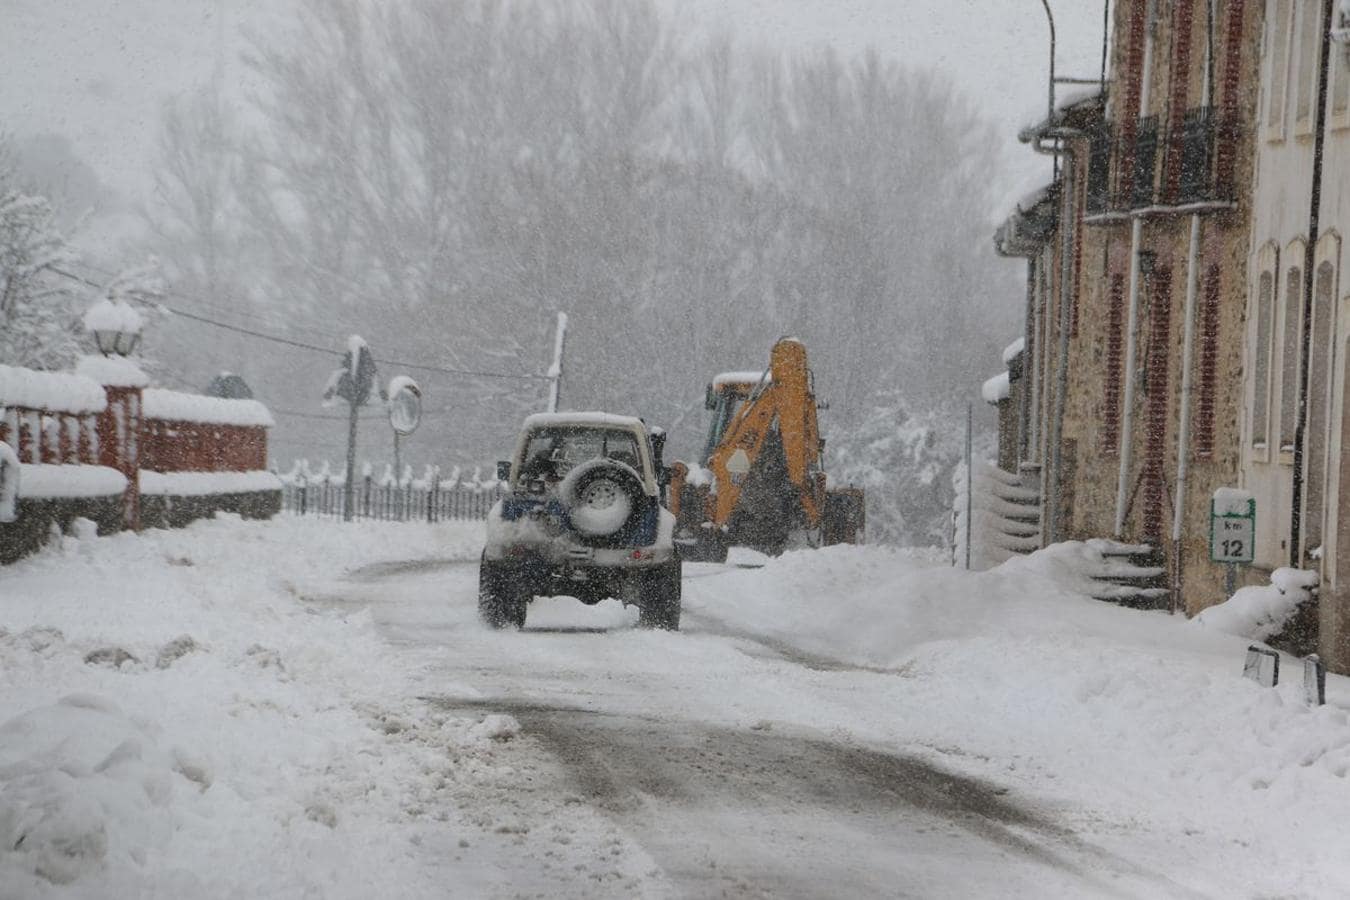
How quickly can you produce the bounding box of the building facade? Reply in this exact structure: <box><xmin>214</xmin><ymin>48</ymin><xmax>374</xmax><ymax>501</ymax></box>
<box><xmin>1242</xmin><ymin>0</ymin><xmax>1350</xmax><ymax>668</ymax></box>
<box><xmin>992</xmin><ymin>1</ymin><xmax>1266</xmax><ymax>613</ymax></box>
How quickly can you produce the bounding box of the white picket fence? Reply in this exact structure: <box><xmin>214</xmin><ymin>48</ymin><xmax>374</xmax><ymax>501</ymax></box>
<box><xmin>277</xmin><ymin>460</ymin><xmax>504</xmax><ymax>522</ymax></box>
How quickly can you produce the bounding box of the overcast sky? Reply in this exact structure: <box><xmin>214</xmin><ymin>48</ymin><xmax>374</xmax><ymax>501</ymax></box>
<box><xmin>2</xmin><ymin>0</ymin><xmax>1105</xmax><ymax>216</ymax></box>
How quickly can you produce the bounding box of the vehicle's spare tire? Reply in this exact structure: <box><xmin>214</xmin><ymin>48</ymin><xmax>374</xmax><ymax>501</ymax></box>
<box><xmin>560</xmin><ymin>459</ymin><xmax>646</xmax><ymax>538</ymax></box>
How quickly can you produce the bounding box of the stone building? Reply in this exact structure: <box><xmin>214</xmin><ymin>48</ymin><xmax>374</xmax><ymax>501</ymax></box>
<box><xmin>992</xmin><ymin>0</ymin><xmax>1265</xmax><ymax>613</ymax></box>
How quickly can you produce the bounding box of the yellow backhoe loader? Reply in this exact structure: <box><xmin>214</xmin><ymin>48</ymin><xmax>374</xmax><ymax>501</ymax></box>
<box><xmin>669</xmin><ymin>338</ymin><xmax>865</xmax><ymax>562</ymax></box>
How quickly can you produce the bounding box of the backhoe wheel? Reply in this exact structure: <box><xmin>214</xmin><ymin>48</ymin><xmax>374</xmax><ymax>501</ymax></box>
<box><xmin>638</xmin><ymin>562</ymin><xmax>682</xmax><ymax>631</ymax></box>
<box><xmin>478</xmin><ymin>558</ymin><xmax>527</xmax><ymax>629</ymax></box>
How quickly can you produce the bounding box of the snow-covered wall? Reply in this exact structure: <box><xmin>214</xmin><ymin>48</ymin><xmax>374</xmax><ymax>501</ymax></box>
<box><xmin>0</xmin><ymin>365</ymin><xmax>106</xmax><ymax>415</ymax></box>
<box><xmin>142</xmin><ymin>389</ymin><xmax>274</xmax><ymax>427</ymax></box>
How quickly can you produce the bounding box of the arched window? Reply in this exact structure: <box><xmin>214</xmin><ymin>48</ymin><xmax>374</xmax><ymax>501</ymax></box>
<box><xmin>1280</xmin><ymin>263</ymin><xmax>1304</xmax><ymax>454</ymax></box>
<box><xmin>1252</xmin><ymin>269</ymin><xmax>1275</xmax><ymax>449</ymax></box>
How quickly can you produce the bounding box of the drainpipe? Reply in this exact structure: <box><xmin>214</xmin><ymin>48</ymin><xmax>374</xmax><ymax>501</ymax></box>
<box><xmin>1115</xmin><ymin>0</ymin><xmax>1160</xmax><ymax>537</ymax></box>
<box><xmin>1170</xmin><ymin>0</ymin><xmax>1217</xmax><ymax>613</ymax></box>
<box><xmin>1291</xmin><ymin>0</ymin><xmax>1335</xmax><ymax>566</ymax></box>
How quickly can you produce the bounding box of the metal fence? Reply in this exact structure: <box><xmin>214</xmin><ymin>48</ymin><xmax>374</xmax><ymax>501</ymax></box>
<box><xmin>280</xmin><ymin>477</ymin><xmax>503</xmax><ymax>522</ymax></box>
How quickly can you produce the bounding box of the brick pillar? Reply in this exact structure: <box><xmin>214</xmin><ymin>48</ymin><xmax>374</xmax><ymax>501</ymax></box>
<box><xmin>96</xmin><ymin>385</ymin><xmax>143</xmax><ymax>530</ymax></box>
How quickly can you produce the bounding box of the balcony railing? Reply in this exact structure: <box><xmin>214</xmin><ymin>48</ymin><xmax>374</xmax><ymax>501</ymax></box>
<box><xmin>1085</xmin><ymin>110</ymin><xmax>1240</xmax><ymax>217</ymax></box>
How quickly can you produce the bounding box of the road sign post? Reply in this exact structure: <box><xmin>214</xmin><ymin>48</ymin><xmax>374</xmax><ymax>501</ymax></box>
<box><xmin>1210</xmin><ymin>490</ymin><xmax>1255</xmax><ymax>599</ymax></box>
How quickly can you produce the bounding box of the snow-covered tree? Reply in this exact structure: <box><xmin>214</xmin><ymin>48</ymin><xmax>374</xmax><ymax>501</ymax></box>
<box><xmin>0</xmin><ymin>141</ymin><xmax>83</xmax><ymax>370</ymax></box>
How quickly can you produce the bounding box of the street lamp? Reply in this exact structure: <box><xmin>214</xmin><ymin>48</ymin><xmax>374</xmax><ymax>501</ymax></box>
<box><xmin>83</xmin><ymin>298</ymin><xmax>144</xmax><ymax>357</ymax></box>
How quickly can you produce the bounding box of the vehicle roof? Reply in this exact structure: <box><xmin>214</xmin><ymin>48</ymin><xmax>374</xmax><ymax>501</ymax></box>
<box><xmin>711</xmin><ymin>370</ymin><xmax>771</xmax><ymax>389</ymax></box>
<box><xmin>521</xmin><ymin>411</ymin><xmax>647</xmax><ymax>431</ymax></box>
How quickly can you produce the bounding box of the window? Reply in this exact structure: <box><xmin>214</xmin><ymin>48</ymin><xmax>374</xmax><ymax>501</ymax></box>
<box><xmin>1195</xmin><ymin>265</ymin><xmax>1221</xmax><ymax>457</ymax></box>
<box><xmin>1304</xmin><ymin>260</ymin><xmax>1338</xmax><ymax>552</ymax></box>
<box><xmin>1266</xmin><ymin>0</ymin><xmax>1293</xmax><ymax>139</ymax></box>
<box><xmin>1102</xmin><ymin>273</ymin><xmax>1126</xmax><ymax>452</ymax></box>
<box><xmin>1279</xmin><ymin>265</ymin><xmax>1303</xmax><ymax>454</ymax></box>
<box><xmin>1295</xmin><ymin>0</ymin><xmax>1321</xmax><ymax>135</ymax></box>
<box><xmin>1333</xmin><ymin>30</ymin><xmax>1350</xmax><ymax>127</ymax></box>
<box><xmin>1252</xmin><ymin>270</ymin><xmax>1275</xmax><ymax>449</ymax></box>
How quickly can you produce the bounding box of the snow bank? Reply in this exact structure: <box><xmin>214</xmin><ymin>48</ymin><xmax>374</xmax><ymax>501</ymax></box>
<box><xmin>0</xmin><ymin>694</ymin><xmax>196</xmax><ymax>889</ymax></box>
<box><xmin>142</xmin><ymin>389</ymin><xmax>274</xmax><ymax>427</ymax></box>
<box><xmin>17</xmin><ymin>464</ymin><xmax>127</xmax><ymax>499</ymax></box>
<box><xmin>0</xmin><ymin>366</ymin><xmax>106</xmax><ymax>415</ymax></box>
<box><xmin>0</xmin><ymin>515</ymin><xmax>492</xmax><ymax>898</ymax></box>
<box><xmin>1194</xmin><ymin>566</ymin><xmax>1320</xmax><ymax>640</ymax></box>
<box><xmin>138</xmin><ymin>470</ymin><xmax>281</xmax><ymax>497</ymax></box>
<box><xmin>74</xmin><ymin>355</ymin><xmax>149</xmax><ymax>389</ymax></box>
<box><xmin>684</xmin><ymin>541</ymin><xmax>1350</xmax><ymax>897</ymax></box>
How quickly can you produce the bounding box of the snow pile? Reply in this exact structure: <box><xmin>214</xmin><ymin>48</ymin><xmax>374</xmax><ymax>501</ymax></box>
<box><xmin>17</xmin><ymin>464</ymin><xmax>126</xmax><ymax>499</ymax></box>
<box><xmin>1194</xmin><ymin>567</ymin><xmax>1320</xmax><ymax>641</ymax></box>
<box><xmin>142</xmin><ymin>389</ymin><xmax>274</xmax><ymax>428</ymax></box>
<box><xmin>0</xmin><ymin>694</ymin><xmax>201</xmax><ymax>889</ymax></box>
<box><xmin>73</xmin><ymin>355</ymin><xmax>149</xmax><ymax>389</ymax></box>
<box><xmin>684</xmin><ymin>541</ymin><xmax>1350</xmax><ymax>896</ymax></box>
<box><xmin>0</xmin><ymin>366</ymin><xmax>106</xmax><ymax>415</ymax></box>
<box><xmin>138</xmin><ymin>470</ymin><xmax>281</xmax><ymax>497</ymax></box>
<box><xmin>0</xmin><ymin>515</ymin><xmax>496</xmax><ymax>898</ymax></box>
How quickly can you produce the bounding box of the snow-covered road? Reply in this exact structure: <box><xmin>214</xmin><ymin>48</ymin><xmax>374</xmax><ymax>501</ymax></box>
<box><xmin>322</xmin><ymin>556</ymin><xmax>1194</xmax><ymax>898</ymax></box>
<box><xmin>6</xmin><ymin>517</ymin><xmax>1350</xmax><ymax>898</ymax></box>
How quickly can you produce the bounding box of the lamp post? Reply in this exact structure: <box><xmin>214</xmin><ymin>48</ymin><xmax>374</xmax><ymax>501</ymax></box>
<box><xmin>82</xmin><ymin>298</ymin><xmax>144</xmax><ymax>357</ymax></box>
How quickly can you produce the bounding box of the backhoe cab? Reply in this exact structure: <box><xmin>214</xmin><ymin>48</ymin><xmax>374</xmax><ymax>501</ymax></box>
<box><xmin>669</xmin><ymin>338</ymin><xmax>864</xmax><ymax>562</ymax></box>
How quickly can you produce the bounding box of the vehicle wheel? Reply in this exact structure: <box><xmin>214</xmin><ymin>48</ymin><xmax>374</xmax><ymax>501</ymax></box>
<box><xmin>638</xmin><ymin>562</ymin><xmax>682</xmax><ymax>631</ymax></box>
<box><xmin>563</xmin><ymin>460</ymin><xmax>646</xmax><ymax>539</ymax></box>
<box><xmin>479</xmin><ymin>558</ymin><xmax>528</xmax><ymax>629</ymax></box>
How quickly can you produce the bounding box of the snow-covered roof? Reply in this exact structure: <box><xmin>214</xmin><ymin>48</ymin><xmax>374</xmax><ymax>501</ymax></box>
<box><xmin>521</xmin><ymin>411</ymin><xmax>646</xmax><ymax>431</ymax></box>
<box><xmin>75</xmin><ymin>355</ymin><xmax>150</xmax><ymax>388</ymax></box>
<box><xmin>711</xmin><ymin>371</ymin><xmax>770</xmax><ymax>388</ymax></box>
<box><xmin>142</xmin><ymin>389</ymin><xmax>275</xmax><ymax>427</ymax></box>
<box><xmin>981</xmin><ymin>371</ymin><xmax>1011</xmax><ymax>405</ymax></box>
<box><xmin>1001</xmin><ymin>337</ymin><xmax>1026</xmax><ymax>365</ymax></box>
<box><xmin>0</xmin><ymin>365</ymin><xmax>107</xmax><ymax>415</ymax></box>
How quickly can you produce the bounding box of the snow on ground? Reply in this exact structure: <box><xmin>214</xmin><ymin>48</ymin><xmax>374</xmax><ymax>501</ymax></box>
<box><xmin>0</xmin><ymin>515</ymin><xmax>659</xmax><ymax>899</ymax></box>
<box><xmin>6</xmin><ymin>516</ymin><xmax>1350</xmax><ymax>896</ymax></box>
<box><xmin>684</xmin><ymin>543</ymin><xmax>1350</xmax><ymax>897</ymax></box>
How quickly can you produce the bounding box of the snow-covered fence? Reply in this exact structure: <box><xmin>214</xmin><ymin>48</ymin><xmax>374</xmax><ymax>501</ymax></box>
<box><xmin>952</xmin><ymin>460</ymin><xmax>1042</xmax><ymax>570</ymax></box>
<box><xmin>0</xmin><ymin>365</ymin><xmax>127</xmax><ymax>562</ymax></box>
<box><xmin>279</xmin><ymin>461</ymin><xmax>503</xmax><ymax>522</ymax></box>
<box><xmin>139</xmin><ymin>388</ymin><xmax>280</xmax><ymax>528</ymax></box>
<box><xmin>1</xmin><ymin>362</ymin><xmax>281</xmax><ymax>562</ymax></box>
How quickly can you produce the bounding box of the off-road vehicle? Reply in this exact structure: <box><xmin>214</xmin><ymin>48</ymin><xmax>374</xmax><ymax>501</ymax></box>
<box><xmin>479</xmin><ymin>412</ymin><xmax>681</xmax><ymax>630</ymax></box>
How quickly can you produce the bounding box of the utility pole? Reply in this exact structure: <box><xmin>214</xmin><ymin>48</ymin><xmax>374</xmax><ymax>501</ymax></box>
<box><xmin>547</xmin><ymin>311</ymin><xmax>568</xmax><ymax>413</ymax></box>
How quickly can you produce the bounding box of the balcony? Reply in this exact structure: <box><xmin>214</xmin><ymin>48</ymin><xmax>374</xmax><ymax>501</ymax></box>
<box><xmin>1084</xmin><ymin>110</ymin><xmax>1239</xmax><ymax>221</ymax></box>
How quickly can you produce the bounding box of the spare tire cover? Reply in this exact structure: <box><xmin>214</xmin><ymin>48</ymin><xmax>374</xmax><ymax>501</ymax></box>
<box><xmin>560</xmin><ymin>459</ymin><xmax>645</xmax><ymax>537</ymax></box>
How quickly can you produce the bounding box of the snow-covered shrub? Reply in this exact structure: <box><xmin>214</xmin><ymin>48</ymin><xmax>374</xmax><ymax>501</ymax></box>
<box><xmin>1193</xmin><ymin>567</ymin><xmax>1320</xmax><ymax>642</ymax></box>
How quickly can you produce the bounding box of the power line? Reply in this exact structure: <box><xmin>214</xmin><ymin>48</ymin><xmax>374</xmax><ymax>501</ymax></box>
<box><xmin>49</xmin><ymin>266</ymin><xmax>550</xmax><ymax>382</ymax></box>
<box><xmin>271</xmin><ymin>407</ymin><xmax>390</xmax><ymax>422</ymax></box>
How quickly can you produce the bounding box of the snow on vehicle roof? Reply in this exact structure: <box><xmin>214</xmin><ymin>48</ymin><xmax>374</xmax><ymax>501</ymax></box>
<box><xmin>522</xmin><ymin>411</ymin><xmax>646</xmax><ymax>431</ymax></box>
<box><xmin>143</xmin><ymin>388</ymin><xmax>275</xmax><ymax>427</ymax></box>
<box><xmin>981</xmin><ymin>371</ymin><xmax>1011</xmax><ymax>405</ymax></box>
<box><xmin>0</xmin><ymin>364</ymin><xmax>107</xmax><ymax>415</ymax></box>
<box><xmin>712</xmin><ymin>371</ymin><xmax>771</xmax><ymax>388</ymax></box>
<box><xmin>1001</xmin><ymin>337</ymin><xmax>1026</xmax><ymax>365</ymax></box>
